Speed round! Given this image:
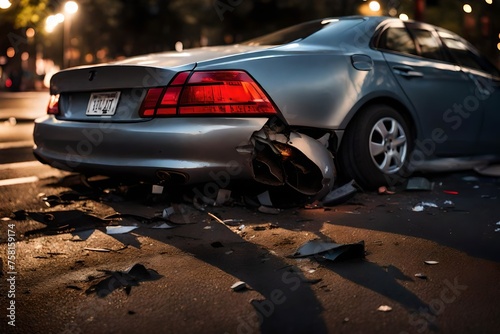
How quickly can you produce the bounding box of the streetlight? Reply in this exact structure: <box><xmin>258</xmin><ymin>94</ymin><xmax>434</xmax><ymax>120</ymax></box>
<box><xmin>63</xmin><ymin>1</ymin><xmax>78</xmax><ymax>68</ymax></box>
<box><xmin>0</xmin><ymin>0</ymin><xmax>11</xmax><ymax>10</ymax></box>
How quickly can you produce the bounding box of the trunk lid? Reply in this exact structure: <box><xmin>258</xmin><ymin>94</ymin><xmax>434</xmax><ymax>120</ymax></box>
<box><xmin>51</xmin><ymin>45</ymin><xmax>273</xmax><ymax>122</ymax></box>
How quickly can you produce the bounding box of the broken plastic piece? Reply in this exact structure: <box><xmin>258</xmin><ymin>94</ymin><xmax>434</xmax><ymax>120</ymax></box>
<box><xmin>151</xmin><ymin>223</ymin><xmax>176</xmax><ymax>229</ymax></box>
<box><xmin>406</xmin><ymin>177</ymin><xmax>434</xmax><ymax>191</ymax></box>
<box><xmin>152</xmin><ymin>185</ymin><xmax>164</xmax><ymax>194</ymax></box>
<box><xmin>223</xmin><ymin>219</ymin><xmax>244</xmax><ymax>226</ymax></box>
<box><xmin>443</xmin><ymin>190</ymin><xmax>459</xmax><ymax>195</ymax></box>
<box><xmin>106</xmin><ymin>226</ymin><xmax>138</xmax><ymax>235</ymax></box>
<box><xmin>293</xmin><ymin>239</ymin><xmax>365</xmax><ymax>262</ymax></box>
<box><xmin>258</xmin><ymin>205</ymin><xmax>280</xmax><ymax>215</ymax></box>
<box><xmin>162</xmin><ymin>207</ymin><xmax>175</xmax><ymax>218</ymax></box>
<box><xmin>377</xmin><ymin>305</ymin><xmax>392</xmax><ymax>312</ymax></box>
<box><xmin>231</xmin><ymin>281</ymin><xmax>249</xmax><ymax>292</ymax></box>
<box><xmin>294</xmin><ymin>240</ymin><xmax>344</xmax><ymax>257</ymax></box>
<box><xmin>378</xmin><ymin>186</ymin><xmax>395</xmax><ymax>195</ymax></box>
<box><xmin>215</xmin><ymin>189</ymin><xmax>232</xmax><ymax>205</ymax></box>
<box><xmin>412</xmin><ymin>202</ymin><xmax>438</xmax><ymax>212</ymax></box>
<box><xmin>424</xmin><ymin>260</ymin><xmax>439</xmax><ymax>265</ymax></box>
<box><xmin>322</xmin><ymin>180</ymin><xmax>357</xmax><ymax>207</ymax></box>
<box><xmin>414</xmin><ymin>273</ymin><xmax>427</xmax><ymax>279</ymax></box>
<box><xmin>84</xmin><ymin>247</ymin><xmax>111</xmax><ymax>252</ymax></box>
<box><xmin>257</xmin><ymin>191</ymin><xmax>273</xmax><ymax>207</ymax></box>
<box><xmin>86</xmin><ymin>264</ymin><xmax>162</xmax><ymax>297</ymax></box>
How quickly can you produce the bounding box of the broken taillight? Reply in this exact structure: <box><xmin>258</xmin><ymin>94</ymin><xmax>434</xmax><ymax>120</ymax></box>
<box><xmin>47</xmin><ymin>94</ymin><xmax>60</xmax><ymax>115</ymax></box>
<box><xmin>139</xmin><ymin>70</ymin><xmax>277</xmax><ymax>117</ymax></box>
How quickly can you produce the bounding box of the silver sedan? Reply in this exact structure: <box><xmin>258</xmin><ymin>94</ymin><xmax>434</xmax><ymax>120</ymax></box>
<box><xmin>34</xmin><ymin>16</ymin><xmax>500</xmax><ymax>198</ymax></box>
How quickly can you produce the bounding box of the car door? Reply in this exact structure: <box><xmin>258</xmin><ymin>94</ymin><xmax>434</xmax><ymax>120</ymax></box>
<box><xmin>375</xmin><ymin>21</ymin><xmax>483</xmax><ymax>157</ymax></box>
<box><xmin>437</xmin><ymin>30</ymin><xmax>500</xmax><ymax>155</ymax></box>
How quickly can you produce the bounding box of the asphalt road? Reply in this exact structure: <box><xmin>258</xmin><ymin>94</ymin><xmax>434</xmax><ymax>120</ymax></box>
<box><xmin>0</xmin><ymin>92</ymin><xmax>499</xmax><ymax>334</ymax></box>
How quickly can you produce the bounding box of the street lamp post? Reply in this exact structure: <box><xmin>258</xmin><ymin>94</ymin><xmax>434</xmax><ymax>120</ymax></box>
<box><xmin>63</xmin><ymin>1</ymin><xmax>78</xmax><ymax>69</ymax></box>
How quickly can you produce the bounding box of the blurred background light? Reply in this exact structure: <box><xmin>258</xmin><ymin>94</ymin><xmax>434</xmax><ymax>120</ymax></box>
<box><xmin>463</xmin><ymin>4</ymin><xmax>472</xmax><ymax>13</ymax></box>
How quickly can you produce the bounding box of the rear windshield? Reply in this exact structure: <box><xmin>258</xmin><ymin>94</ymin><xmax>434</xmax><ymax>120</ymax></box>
<box><xmin>243</xmin><ymin>18</ymin><xmax>345</xmax><ymax>46</ymax></box>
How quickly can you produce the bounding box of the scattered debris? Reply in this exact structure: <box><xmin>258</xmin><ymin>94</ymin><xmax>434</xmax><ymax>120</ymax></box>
<box><xmin>252</xmin><ymin>225</ymin><xmax>267</xmax><ymax>231</ymax></box>
<box><xmin>71</xmin><ymin>229</ymin><xmax>95</xmax><ymax>241</ymax></box>
<box><xmin>203</xmin><ymin>226</ymin><xmax>212</xmax><ymax>230</ymax></box>
<box><xmin>215</xmin><ymin>189</ymin><xmax>232</xmax><ymax>206</ymax></box>
<box><xmin>378</xmin><ymin>186</ymin><xmax>395</xmax><ymax>195</ymax></box>
<box><xmin>222</xmin><ymin>219</ymin><xmax>244</xmax><ymax>226</ymax></box>
<box><xmin>106</xmin><ymin>225</ymin><xmax>138</xmax><ymax>235</ymax></box>
<box><xmin>406</xmin><ymin>177</ymin><xmax>434</xmax><ymax>191</ymax></box>
<box><xmin>443</xmin><ymin>200</ymin><xmax>455</xmax><ymax>208</ymax></box>
<box><xmin>230</xmin><ymin>281</ymin><xmax>249</xmax><ymax>292</ymax></box>
<box><xmin>225</xmin><ymin>250</ymin><xmax>234</xmax><ymax>255</ymax></box>
<box><xmin>293</xmin><ymin>239</ymin><xmax>365</xmax><ymax>262</ymax></box>
<box><xmin>257</xmin><ymin>191</ymin><xmax>274</xmax><ymax>207</ymax></box>
<box><xmin>443</xmin><ymin>190</ymin><xmax>459</xmax><ymax>195</ymax></box>
<box><xmin>495</xmin><ymin>228</ymin><xmax>500</xmax><ymax>233</ymax></box>
<box><xmin>86</xmin><ymin>263</ymin><xmax>162</xmax><ymax>297</ymax></box>
<box><xmin>151</xmin><ymin>223</ymin><xmax>176</xmax><ymax>229</ymax></box>
<box><xmin>414</xmin><ymin>273</ymin><xmax>428</xmax><ymax>279</ymax></box>
<box><xmin>151</xmin><ymin>185</ymin><xmax>164</xmax><ymax>194</ymax></box>
<box><xmin>412</xmin><ymin>202</ymin><xmax>438</xmax><ymax>212</ymax></box>
<box><xmin>162</xmin><ymin>207</ymin><xmax>175</xmax><ymax>218</ymax></box>
<box><xmin>377</xmin><ymin>305</ymin><xmax>392</xmax><ymax>312</ymax></box>
<box><xmin>322</xmin><ymin>180</ymin><xmax>357</xmax><ymax>207</ymax></box>
<box><xmin>258</xmin><ymin>205</ymin><xmax>280</xmax><ymax>215</ymax></box>
<box><xmin>238</xmin><ymin>224</ymin><xmax>246</xmax><ymax>231</ymax></box>
<box><xmin>84</xmin><ymin>247</ymin><xmax>111</xmax><ymax>253</ymax></box>
<box><xmin>424</xmin><ymin>260</ymin><xmax>439</xmax><ymax>265</ymax></box>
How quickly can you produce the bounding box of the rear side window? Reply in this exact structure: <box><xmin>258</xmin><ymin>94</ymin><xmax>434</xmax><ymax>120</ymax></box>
<box><xmin>440</xmin><ymin>36</ymin><xmax>500</xmax><ymax>76</ymax></box>
<box><xmin>377</xmin><ymin>27</ymin><xmax>417</xmax><ymax>55</ymax></box>
<box><xmin>411</xmin><ymin>29</ymin><xmax>445</xmax><ymax>61</ymax></box>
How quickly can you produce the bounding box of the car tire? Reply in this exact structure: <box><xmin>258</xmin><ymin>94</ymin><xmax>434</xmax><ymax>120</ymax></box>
<box><xmin>339</xmin><ymin>104</ymin><xmax>413</xmax><ymax>190</ymax></box>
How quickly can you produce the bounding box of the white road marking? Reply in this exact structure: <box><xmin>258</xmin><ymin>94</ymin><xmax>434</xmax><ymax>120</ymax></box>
<box><xmin>0</xmin><ymin>140</ymin><xmax>34</xmax><ymax>150</ymax></box>
<box><xmin>0</xmin><ymin>176</ymin><xmax>39</xmax><ymax>187</ymax></box>
<box><xmin>0</xmin><ymin>160</ymin><xmax>41</xmax><ymax>170</ymax></box>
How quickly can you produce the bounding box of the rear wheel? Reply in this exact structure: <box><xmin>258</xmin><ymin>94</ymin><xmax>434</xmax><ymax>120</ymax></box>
<box><xmin>339</xmin><ymin>104</ymin><xmax>413</xmax><ymax>190</ymax></box>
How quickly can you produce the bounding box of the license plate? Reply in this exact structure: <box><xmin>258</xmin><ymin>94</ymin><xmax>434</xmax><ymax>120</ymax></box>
<box><xmin>86</xmin><ymin>91</ymin><xmax>121</xmax><ymax>116</ymax></box>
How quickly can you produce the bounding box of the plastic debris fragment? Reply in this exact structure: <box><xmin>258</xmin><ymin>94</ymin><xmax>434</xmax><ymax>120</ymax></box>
<box><xmin>293</xmin><ymin>240</ymin><xmax>365</xmax><ymax>262</ymax></box>
<box><xmin>322</xmin><ymin>180</ymin><xmax>357</xmax><ymax>206</ymax></box>
<box><xmin>378</xmin><ymin>186</ymin><xmax>395</xmax><ymax>195</ymax></box>
<box><xmin>231</xmin><ymin>281</ymin><xmax>249</xmax><ymax>292</ymax></box>
<box><xmin>412</xmin><ymin>202</ymin><xmax>438</xmax><ymax>212</ymax></box>
<box><xmin>152</xmin><ymin>185</ymin><xmax>164</xmax><ymax>194</ymax></box>
<box><xmin>86</xmin><ymin>263</ymin><xmax>162</xmax><ymax>297</ymax></box>
<box><xmin>162</xmin><ymin>207</ymin><xmax>175</xmax><ymax>218</ymax></box>
<box><xmin>258</xmin><ymin>206</ymin><xmax>280</xmax><ymax>215</ymax></box>
<box><xmin>106</xmin><ymin>226</ymin><xmax>138</xmax><ymax>235</ymax></box>
<box><xmin>377</xmin><ymin>305</ymin><xmax>392</xmax><ymax>312</ymax></box>
<box><xmin>414</xmin><ymin>273</ymin><xmax>427</xmax><ymax>279</ymax></box>
<box><xmin>257</xmin><ymin>191</ymin><xmax>273</xmax><ymax>207</ymax></box>
<box><xmin>443</xmin><ymin>190</ymin><xmax>459</xmax><ymax>195</ymax></box>
<box><xmin>151</xmin><ymin>223</ymin><xmax>176</xmax><ymax>229</ymax></box>
<box><xmin>406</xmin><ymin>177</ymin><xmax>434</xmax><ymax>191</ymax></box>
<box><xmin>215</xmin><ymin>189</ymin><xmax>232</xmax><ymax>205</ymax></box>
<box><xmin>424</xmin><ymin>260</ymin><xmax>439</xmax><ymax>265</ymax></box>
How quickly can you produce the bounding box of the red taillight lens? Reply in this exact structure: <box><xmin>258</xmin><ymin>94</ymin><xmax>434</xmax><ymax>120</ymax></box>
<box><xmin>139</xmin><ymin>70</ymin><xmax>277</xmax><ymax>117</ymax></box>
<box><xmin>47</xmin><ymin>94</ymin><xmax>60</xmax><ymax>115</ymax></box>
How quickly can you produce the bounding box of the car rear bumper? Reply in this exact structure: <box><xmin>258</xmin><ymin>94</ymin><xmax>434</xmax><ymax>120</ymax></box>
<box><xmin>33</xmin><ymin>115</ymin><xmax>269</xmax><ymax>184</ymax></box>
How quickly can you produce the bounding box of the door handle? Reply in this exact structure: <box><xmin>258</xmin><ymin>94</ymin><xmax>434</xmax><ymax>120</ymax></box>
<box><xmin>392</xmin><ymin>65</ymin><xmax>424</xmax><ymax>78</ymax></box>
